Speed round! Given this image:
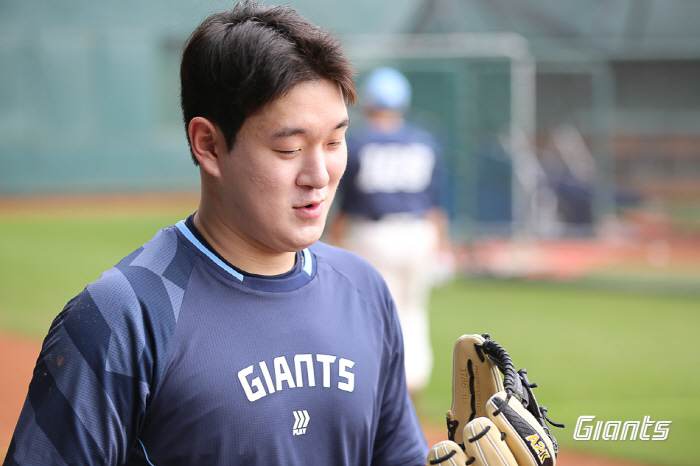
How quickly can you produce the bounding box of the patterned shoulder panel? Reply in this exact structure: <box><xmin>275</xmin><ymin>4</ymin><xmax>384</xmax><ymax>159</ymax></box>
<box><xmin>6</xmin><ymin>225</ymin><xmax>199</xmax><ymax>466</ymax></box>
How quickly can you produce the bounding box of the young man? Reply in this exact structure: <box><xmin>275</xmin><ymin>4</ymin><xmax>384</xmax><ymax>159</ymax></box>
<box><xmin>3</xmin><ymin>2</ymin><xmax>428</xmax><ymax>465</ymax></box>
<box><xmin>331</xmin><ymin>67</ymin><xmax>452</xmax><ymax>396</ymax></box>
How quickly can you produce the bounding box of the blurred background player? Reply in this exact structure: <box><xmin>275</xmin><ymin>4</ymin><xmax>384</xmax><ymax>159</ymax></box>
<box><xmin>331</xmin><ymin>66</ymin><xmax>453</xmax><ymax>396</ymax></box>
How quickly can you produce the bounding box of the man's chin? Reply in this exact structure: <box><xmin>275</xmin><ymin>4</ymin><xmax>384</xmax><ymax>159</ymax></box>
<box><xmin>282</xmin><ymin>228</ymin><xmax>324</xmax><ymax>252</ymax></box>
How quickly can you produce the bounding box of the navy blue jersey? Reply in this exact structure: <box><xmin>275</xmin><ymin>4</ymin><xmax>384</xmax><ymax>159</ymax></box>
<box><xmin>5</xmin><ymin>215</ymin><xmax>427</xmax><ymax>466</ymax></box>
<box><xmin>339</xmin><ymin>122</ymin><xmax>446</xmax><ymax>220</ymax></box>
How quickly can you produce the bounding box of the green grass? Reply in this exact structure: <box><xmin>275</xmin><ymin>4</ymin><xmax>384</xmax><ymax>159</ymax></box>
<box><xmin>417</xmin><ymin>278</ymin><xmax>700</xmax><ymax>466</ymax></box>
<box><xmin>1</xmin><ymin>211</ymin><xmax>699</xmax><ymax>465</ymax></box>
<box><xmin>0</xmin><ymin>214</ymin><xmax>189</xmax><ymax>337</ymax></box>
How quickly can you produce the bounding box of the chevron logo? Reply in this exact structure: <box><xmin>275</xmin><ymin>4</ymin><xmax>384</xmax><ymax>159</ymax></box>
<box><xmin>293</xmin><ymin>410</ymin><xmax>310</xmax><ymax>435</ymax></box>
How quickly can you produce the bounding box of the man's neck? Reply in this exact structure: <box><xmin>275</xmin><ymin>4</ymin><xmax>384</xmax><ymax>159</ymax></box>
<box><xmin>193</xmin><ymin>209</ymin><xmax>296</xmax><ymax>276</ymax></box>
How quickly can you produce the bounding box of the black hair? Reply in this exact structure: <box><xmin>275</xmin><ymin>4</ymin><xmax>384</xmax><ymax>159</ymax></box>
<box><xmin>180</xmin><ymin>0</ymin><xmax>356</xmax><ymax>164</ymax></box>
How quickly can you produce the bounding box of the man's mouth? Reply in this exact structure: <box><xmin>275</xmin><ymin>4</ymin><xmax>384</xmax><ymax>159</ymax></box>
<box><xmin>294</xmin><ymin>201</ymin><xmax>324</xmax><ymax>219</ymax></box>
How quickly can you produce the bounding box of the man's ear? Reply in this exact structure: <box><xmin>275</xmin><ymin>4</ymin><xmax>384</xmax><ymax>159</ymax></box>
<box><xmin>188</xmin><ymin>117</ymin><xmax>227</xmax><ymax>178</ymax></box>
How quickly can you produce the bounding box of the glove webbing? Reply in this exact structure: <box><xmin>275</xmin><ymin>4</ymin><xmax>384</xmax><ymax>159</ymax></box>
<box><xmin>476</xmin><ymin>334</ymin><xmax>565</xmax><ymax>433</ymax></box>
<box><xmin>475</xmin><ymin>334</ymin><xmax>520</xmax><ymax>407</ymax></box>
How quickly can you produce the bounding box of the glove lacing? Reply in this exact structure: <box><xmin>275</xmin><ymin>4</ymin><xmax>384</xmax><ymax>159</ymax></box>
<box><xmin>444</xmin><ymin>333</ymin><xmax>565</xmax><ymax>464</ymax></box>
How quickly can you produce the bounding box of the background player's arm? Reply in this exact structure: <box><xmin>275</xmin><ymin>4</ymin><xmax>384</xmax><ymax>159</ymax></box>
<box><xmin>426</xmin><ymin>206</ymin><xmax>451</xmax><ymax>251</ymax></box>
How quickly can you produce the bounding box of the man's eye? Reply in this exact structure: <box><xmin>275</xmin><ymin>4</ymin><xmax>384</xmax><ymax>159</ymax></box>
<box><xmin>276</xmin><ymin>149</ymin><xmax>300</xmax><ymax>155</ymax></box>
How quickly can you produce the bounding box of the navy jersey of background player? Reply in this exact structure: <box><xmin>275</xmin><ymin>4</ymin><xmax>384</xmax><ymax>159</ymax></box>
<box><xmin>5</xmin><ymin>215</ymin><xmax>427</xmax><ymax>465</ymax></box>
<box><xmin>340</xmin><ymin>122</ymin><xmax>447</xmax><ymax>220</ymax></box>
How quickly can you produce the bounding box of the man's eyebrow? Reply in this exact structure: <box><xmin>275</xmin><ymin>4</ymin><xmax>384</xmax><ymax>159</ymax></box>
<box><xmin>271</xmin><ymin>127</ymin><xmax>306</xmax><ymax>140</ymax></box>
<box><xmin>270</xmin><ymin>118</ymin><xmax>350</xmax><ymax>140</ymax></box>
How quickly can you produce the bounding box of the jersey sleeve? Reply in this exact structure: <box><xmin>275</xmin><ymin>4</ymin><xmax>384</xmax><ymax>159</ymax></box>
<box><xmin>371</xmin><ymin>295</ymin><xmax>428</xmax><ymax>466</ymax></box>
<box><xmin>5</xmin><ymin>261</ymin><xmax>176</xmax><ymax>465</ymax></box>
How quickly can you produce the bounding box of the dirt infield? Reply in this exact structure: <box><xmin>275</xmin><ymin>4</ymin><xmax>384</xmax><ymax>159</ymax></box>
<box><xmin>0</xmin><ymin>332</ymin><xmax>40</xmax><ymax>459</ymax></box>
<box><xmin>0</xmin><ymin>332</ymin><xmax>652</xmax><ymax>465</ymax></box>
<box><xmin>0</xmin><ymin>191</ymin><xmax>200</xmax><ymax>219</ymax></box>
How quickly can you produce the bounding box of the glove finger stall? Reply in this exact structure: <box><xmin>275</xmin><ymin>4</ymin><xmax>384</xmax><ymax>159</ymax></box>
<box><xmin>486</xmin><ymin>392</ymin><xmax>556</xmax><ymax>466</ymax></box>
<box><xmin>463</xmin><ymin>417</ymin><xmax>518</xmax><ymax>466</ymax></box>
<box><xmin>428</xmin><ymin>440</ymin><xmax>471</xmax><ymax>466</ymax></box>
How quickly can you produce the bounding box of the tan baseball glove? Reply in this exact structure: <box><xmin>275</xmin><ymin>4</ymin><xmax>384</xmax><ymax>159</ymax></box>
<box><xmin>427</xmin><ymin>334</ymin><xmax>564</xmax><ymax>466</ymax></box>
